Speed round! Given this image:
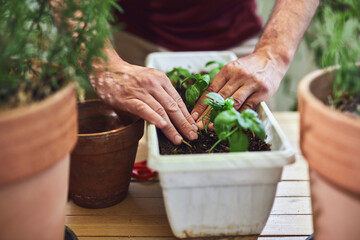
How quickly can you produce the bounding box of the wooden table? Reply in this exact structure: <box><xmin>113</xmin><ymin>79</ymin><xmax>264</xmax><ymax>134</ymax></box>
<box><xmin>66</xmin><ymin>112</ymin><xmax>313</xmax><ymax>240</ymax></box>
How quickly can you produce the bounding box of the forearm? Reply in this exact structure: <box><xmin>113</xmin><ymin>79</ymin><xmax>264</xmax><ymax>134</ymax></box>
<box><xmin>254</xmin><ymin>0</ymin><xmax>319</xmax><ymax>70</ymax></box>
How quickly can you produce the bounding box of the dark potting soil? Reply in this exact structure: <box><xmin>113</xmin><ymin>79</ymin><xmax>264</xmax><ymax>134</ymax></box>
<box><xmin>158</xmin><ymin>128</ymin><xmax>271</xmax><ymax>155</ymax></box>
<box><xmin>330</xmin><ymin>93</ymin><xmax>360</xmax><ymax>116</ymax></box>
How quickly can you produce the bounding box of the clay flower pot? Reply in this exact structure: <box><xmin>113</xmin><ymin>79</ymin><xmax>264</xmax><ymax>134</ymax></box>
<box><xmin>0</xmin><ymin>83</ymin><xmax>78</xmax><ymax>240</ymax></box>
<box><xmin>298</xmin><ymin>66</ymin><xmax>360</xmax><ymax>240</ymax></box>
<box><xmin>70</xmin><ymin>100</ymin><xmax>144</xmax><ymax>208</ymax></box>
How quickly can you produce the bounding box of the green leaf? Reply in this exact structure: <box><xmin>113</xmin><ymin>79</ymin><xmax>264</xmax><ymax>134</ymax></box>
<box><xmin>176</xmin><ymin>67</ymin><xmax>192</xmax><ymax>78</ymax></box>
<box><xmin>214</xmin><ymin>109</ymin><xmax>239</xmax><ymax>141</ymax></box>
<box><xmin>209</xmin><ymin>108</ymin><xmax>221</xmax><ymax>122</ymax></box>
<box><xmin>239</xmin><ymin>109</ymin><xmax>266</xmax><ymax>140</ymax></box>
<box><xmin>229</xmin><ymin>129</ymin><xmax>249</xmax><ymax>152</ymax></box>
<box><xmin>166</xmin><ymin>67</ymin><xmax>191</xmax><ymax>87</ymax></box>
<box><xmin>185</xmin><ymin>85</ymin><xmax>201</xmax><ymax>107</ymax></box>
<box><xmin>205</xmin><ymin>61</ymin><xmax>225</xmax><ymax>80</ymax></box>
<box><xmin>206</xmin><ymin>92</ymin><xmax>225</xmax><ymax>104</ymax></box>
<box><xmin>205</xmin><ymin>60</ymin><xmax>225</xmax><ymax>68</ymax></box>
<box><xmin>224</xmin><ymin>97</ymin><xmax>234</xmax><ymax>110</ymax></box>
<box><xmin>209</xmin><ymin>68</ymin><xmax>220</xmax><ymax>81</ymax></box>
<box><xmin>195</xmin><ymin>74</ymin><xmax>210</xmax><ymax>92</ymax></box>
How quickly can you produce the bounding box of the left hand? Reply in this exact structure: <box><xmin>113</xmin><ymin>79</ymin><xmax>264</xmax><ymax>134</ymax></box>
<box><xmin>191</xmin><ymin>50</ymin><xmax>287</xmax><ymax>129</ymax></box>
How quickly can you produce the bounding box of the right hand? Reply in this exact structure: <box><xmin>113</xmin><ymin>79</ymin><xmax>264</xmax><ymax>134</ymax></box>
<box><xmin>91</xmin><ymin>62</ymin><xmax>198</xmax><ymax>145</ymax></box>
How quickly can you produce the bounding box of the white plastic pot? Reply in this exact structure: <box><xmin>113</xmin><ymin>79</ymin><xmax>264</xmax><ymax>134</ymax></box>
<box><xmin>145</xmin><ymin>51</ymin><xmax>295</xmax><ymax>238</ymax></box>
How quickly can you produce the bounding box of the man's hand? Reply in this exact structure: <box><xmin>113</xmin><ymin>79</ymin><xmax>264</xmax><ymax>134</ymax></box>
<box><xmin>91</xmin><ymin>60</ymin><xmax>198</xmax><ymax>145</ymax></box>
<box><xmin>192</xmin><ymin>0</ymin><xmax>319</xmax><ymax>128</ymax></box>
<box><xmin>191</xmin><ymin>50</ymin><xmax>285</xmax><ymax>128</ymax></box>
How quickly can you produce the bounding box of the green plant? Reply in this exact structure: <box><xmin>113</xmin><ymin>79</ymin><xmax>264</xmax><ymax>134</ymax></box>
<box><xmin>204</xmin><ymin>93</ymin><xmax>266</xmax><ymax>152</ymax></box>
<box><xmin>305</xmin><ymin>0</ymin><xmax>360</xmax><ymax>110</ymax></box>
<box><xmin>0</xmin><ymin>0</ymin><xmax>120</xmax><ymax>109</ymax></box>
<box><xmin>166</xmin><ymin>61</ymin><xmax>225</xmax><ymax>107</ymax></box>
<box><xmin>166</xmin><ymin>67</ymin><xmax>192</xmax><ymax>87</ymax></box>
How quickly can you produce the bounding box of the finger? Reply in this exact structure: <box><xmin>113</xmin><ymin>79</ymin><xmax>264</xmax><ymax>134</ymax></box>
<box><xmin>216</xmin><ymin>78</ymin><xmax>244</xmax><ymax>102</ymax></box>
<box><xmin>191</xmin><ymin>71</ymin><xmax>229</xmax><ymax>121</ymax></box>
<box><xmin>238</xmin><ymin>93</ymin><xmax>263</xmax><ymax>112</ymax></box>
<box><xmin>119</xmin><ymin>99</ymin><xmax>166</xmax><ymax>128</ymax></box>
<box><xmin>152</xmin><ymin>87</ymin><xmax>198</xmax><ymax>141</ymax></box>
<box><xmin>231</xmin><ymin>85</ymin><xmax>255</xmax><ymax>110</ymax></box>
<box><xmin>124</xmin><ymin>98</ymin><xmax>184</xmax><ymax>145</ymax></box>
<box><xmin>162</xmin><ymin>82</ymin><xmax>198</xmax><ymax>128</ymax></box>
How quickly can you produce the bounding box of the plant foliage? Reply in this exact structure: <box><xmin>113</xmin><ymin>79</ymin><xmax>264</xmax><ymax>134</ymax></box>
<box><xmin>0</xmin><ymin>0</ymin><xmax>119</xmax><ymax>109</ymax></box>
<box><xmin>204</xmin><ymin>93</ymin><xmax>266</xmax><ymax>152</ymax></box>
<box><xmin>305</xmin><ymin>0</ymin><xmax>360</xmax><ymax>108</ymax></box>
<box><xmin>166</xmin><ymin>61</ymin><xmax>225</xmax><ymax>107</ymax></box>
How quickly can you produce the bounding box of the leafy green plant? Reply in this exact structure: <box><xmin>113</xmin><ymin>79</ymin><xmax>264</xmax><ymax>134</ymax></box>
<box><xmin>305</xmin><ymin>0</ymin><xmax>360</xmax><ymax>111</ymax></box>
<box><xmin>166</xmin><ymin>67</ymin><xmax>192</xmax><ymax>87</ymax></box>
<box><xmin>205</xmin><ymin>61</ymin><xmax>225</xmax><ymax>80</ymax></box>
<box><xmin>166</xmin><ymin>61</ymin><xmax>225</xmax><ymax>108</ymax></box>
<box><xmin>204</xmin><ymin>93</ymin><xmax>266</xmax><ymax>152</ymax></box>
<box><xmin>0</xmin><ymin>0</ymin><xmax>119</xmax><ymax>109</ymax></box>
<box><xmin>181</xmin><ymin>73</ymin><xmax>211</xmax><ymax>107</ymax></box>
<box><xmin>166</xmin><ymin>62</ymin><xmax>267</xmax><ymax>153</ymax></box>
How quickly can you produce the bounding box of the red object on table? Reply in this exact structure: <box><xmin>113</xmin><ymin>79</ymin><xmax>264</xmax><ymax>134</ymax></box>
<box><xmin>132</xmin><ymin>160</ymin><xmax>156</xmax><ymax>180</ymax></box>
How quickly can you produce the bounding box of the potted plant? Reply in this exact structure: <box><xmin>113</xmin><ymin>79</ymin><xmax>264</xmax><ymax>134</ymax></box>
<box><xmin>70</xmin><ymin>100</ymin><xmax>144</xmax><ymax>209</ymax></box>
<box><xmin>0</xmin><ymin>1</ymin><xmax>116</xmax><ymax>239</ymax></box>
<box><xmin>299</xmin><ymin>1</ymin><xmax>360</xmax><ymax>239</ymax></box>
<box><xmin>145</xmin><ymin>51</ymin><xmax>295</xmax><ymax>238</ymax></box>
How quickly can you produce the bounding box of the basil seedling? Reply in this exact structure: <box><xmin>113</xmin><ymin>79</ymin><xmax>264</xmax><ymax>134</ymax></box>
<box><xmin>181</xmin><ymin>73</ymin><xmax>210</xmax><ymax>107</ymax></box>
<box><xmin>166</xmin><ymin>67</ymin><xmax>192</xmax><ymax>88</ymax></box>
<box><xmin>205</xmin><ymin>61</ymin><xmax>225</xmax><ymax>80</ymax></box>
<box><xmin>204</xmin><ymin>92</ymin><xmax>266</xmax><ymax>152</ymax></box>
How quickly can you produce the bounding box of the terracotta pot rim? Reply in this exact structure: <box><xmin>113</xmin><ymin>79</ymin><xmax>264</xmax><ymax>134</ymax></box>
<box><xmin>77</xmin><ymin>117</ymin><xmax>144</xmax><ymax>138</ymax></box>
<box><xmin>77</xmin><ymin>99</ymin><xmax>144</xmax><ymax>137</ymax></box>
<box><xmin>0</xmin><ymin>83</ymin><xmax>77</xmax><ymax>186</ymax></box>
<box><xmin>0</xmin><ymin>83</ymin><xmax>73</xmax><ymax>121</ymax></box>
<box><xmin>298</xmin><ymin>65</ymin><xmax>360</xmax><ymax>126</ymax></box>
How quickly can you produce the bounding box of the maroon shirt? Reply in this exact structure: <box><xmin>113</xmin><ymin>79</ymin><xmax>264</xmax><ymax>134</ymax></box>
<box><xmin>115</xmin><ymin>0</ymin><xmax>262</xmax><ymax>51</ymax></box>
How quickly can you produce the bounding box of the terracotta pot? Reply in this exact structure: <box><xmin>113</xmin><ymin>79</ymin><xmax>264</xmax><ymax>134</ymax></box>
<box><xmin>70</xmin><ymin>100</ymin><xmax>144</xmax><ymax>208</ymax></box>
<box><xmin>0</xmin><ymin>83</ymin><xmax>78</xmax><ymax>240</ymax></box>
<box><xmin>298</xmin><ymin>66</ymin><xmax>360</xmax><ymax>240</ymax></box>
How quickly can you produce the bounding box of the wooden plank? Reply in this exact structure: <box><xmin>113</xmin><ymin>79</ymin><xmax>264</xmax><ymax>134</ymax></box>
<box><xmin>281</xmin><ymin>154</ymin><xmax>309</xmax><ymax>181</ymax></box>
<box><xmin>276</xmin><ymin>181</ymin><xmax>310</xmax><ymax>197</ymax></box>
<box><xmin>66</xmin><ymin>215</ymin><xmax>173</xmax><ymax>237</ymax></box>
<box><xmin>127</xmin><ymin>181</ymin><xmax>163</xmax><ymax>198</ymax></box>
<box><xmin>271</xmin><ymin>197</ymin><xmax>311</xmax><ymax>215</ymax></box>
<box><xmin>273</xmin><ymin>112</ymin><xmax>300</xmax><ymax>156</ymax></box>
<box><xmin>66</xmin><ymin>214</ymin><xmax>312</xmax><ymax>238</ymax></box>
<box><xmin>67</xmin><ymin>195</ymin><xmax>166</xmax><ymax>216</ymax></box>
<box><xmin>262</xmin><ymin>215</ymin><xmax>313</xmax><ymax>236</ymax></box>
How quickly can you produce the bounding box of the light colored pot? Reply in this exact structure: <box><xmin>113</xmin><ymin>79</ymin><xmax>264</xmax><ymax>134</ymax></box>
<box><xmin>0</xmin><ymin>83</ymin><xmax>77</xmax><ymax>240</ymax></box>
<box><xmin>146</xmin><ymin>52</ymin><xmax>295</xmax><ymax>238</ymax></box>
<box><xmin>298</xmin><ymin>66</ymin><xmax>360</xmax><ymax>240</ymax></box>
<box><xmin>70</xmin><ymin>100</ymin><xmax>144</xmax><ymax>208</ymax></box>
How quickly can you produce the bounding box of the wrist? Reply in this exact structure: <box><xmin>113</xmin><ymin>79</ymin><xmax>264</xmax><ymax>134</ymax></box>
<box><xmin>92</xmin><ymin>40</ymin><xmax>127</xmax><ymax>73</ymax></box>
<box><xmin>253</xmin><ymin>44</ymin><xmax>293</xmax><ymax>74</ymax></box>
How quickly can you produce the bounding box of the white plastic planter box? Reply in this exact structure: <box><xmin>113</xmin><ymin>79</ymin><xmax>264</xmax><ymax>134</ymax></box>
<box><xmin>145</xmin><ymin>51</ymin><xmax>295</xmax><ymax>238</ymax></box>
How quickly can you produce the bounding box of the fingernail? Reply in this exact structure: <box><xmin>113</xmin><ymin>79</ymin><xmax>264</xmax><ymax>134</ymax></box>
<box><xmin>192</xmin><ymin>124</ymin><xmax>198</xmax><ymax>131</ymax></box>
<box><xmin>189</xmin><ymin>130</ymin><xmax>198</xmax><ymax>140</ymax></box>
<box><xmin>192</xmin><ymin>112</ymin><xmax>199</xmax><ymax>120</ymax></box>
<box><xmin>174</xmin><ymin>135</ymin><xmax>182</xmax><ymax>145</ymax></box>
